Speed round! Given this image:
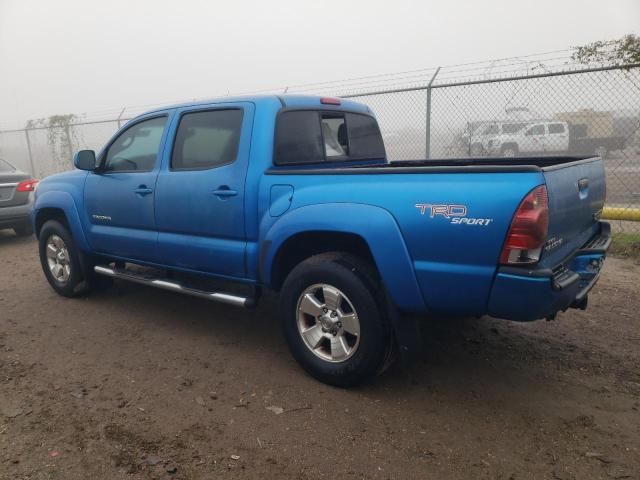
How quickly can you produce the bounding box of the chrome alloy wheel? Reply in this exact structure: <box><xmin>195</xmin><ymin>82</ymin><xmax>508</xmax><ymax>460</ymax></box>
<box><xmin>296</xmin><ymin>283</ymin><xmax>361</xmax><ymax>362</ymax></box>
<box><xmin>45</xmin><ymin>234</ymin><xmax>71</xmax><ymax>284</ymax></box>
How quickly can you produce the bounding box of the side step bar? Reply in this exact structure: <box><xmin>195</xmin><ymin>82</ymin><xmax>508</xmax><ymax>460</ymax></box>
<box><xmin>94</xmin><ymin>266</ymin><xmax>255</xmax><ymax>308</ymax></box>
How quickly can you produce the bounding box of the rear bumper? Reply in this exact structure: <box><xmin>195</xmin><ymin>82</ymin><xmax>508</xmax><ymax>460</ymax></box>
<box><xmin>487</xmin><ymin>222</ymin><xmax>611</xmax><ymax>321</ymax></box>
<box><xmin>0</xmin><ymin>196</ymin><xmax>33</xmax><ymax>229</ymax></box>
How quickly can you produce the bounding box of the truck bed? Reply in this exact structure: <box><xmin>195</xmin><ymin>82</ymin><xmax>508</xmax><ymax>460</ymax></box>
<box><xmin>267</xmin><ymin>155</ymin><xmax>597</xmax><ymax>175</ymax></box>
<box><xmin>264</xmin><ymin>154</ymin><xmax>605</xmax><ymax>318</ymax></box>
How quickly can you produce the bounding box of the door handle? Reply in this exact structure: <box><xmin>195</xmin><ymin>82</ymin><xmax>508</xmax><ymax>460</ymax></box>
<box><xmin>213</xmin><ymin>187</ymin><xmax>238</xmax><ymax>198</ymax></box>
<box><xmin>134</xmin><ymin>186</ymin><xmax>153</xmax><ymax>196</ymax></box>
<box><xmin>578</xmin><ymin>178</ymin><xmax>589</xmax><ymax>200</ymax></box>
<box><xmin>578</xmin><ymin>178</ymin><xmax>589</xmax><ymax>191</ymax></box>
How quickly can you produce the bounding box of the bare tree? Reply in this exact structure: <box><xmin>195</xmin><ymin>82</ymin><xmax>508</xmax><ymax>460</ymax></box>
<box><xmin>572</xmin><ymin>34</ymin><xmax>640</xmax><ymax>66</ymax></box>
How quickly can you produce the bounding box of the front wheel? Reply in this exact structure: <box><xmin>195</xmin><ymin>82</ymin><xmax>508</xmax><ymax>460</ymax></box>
<box><xmin>280</xmin><ymin>253</ymin><xmax>390</xmax><ymax>387</ymax></box>
<box><xmin>39</xmin><ymin>220</ymin><xmax>88</xmax><ymax>297</ymax></box>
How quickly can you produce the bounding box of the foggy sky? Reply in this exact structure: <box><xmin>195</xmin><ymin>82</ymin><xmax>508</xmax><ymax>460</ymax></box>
<box><xmin>0</xmin><ymin>0</ymin><xmax>638</xmax><ymax>129</ymax></box>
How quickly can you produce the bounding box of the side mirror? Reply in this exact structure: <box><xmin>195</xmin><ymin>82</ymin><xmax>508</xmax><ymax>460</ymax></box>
<box><xmin>73</xmin><ymin>150</ymin><xmax>97</xmax><ymax>171</ymax></box>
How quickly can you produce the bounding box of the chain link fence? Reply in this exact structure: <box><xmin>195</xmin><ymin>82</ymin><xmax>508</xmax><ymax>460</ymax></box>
<box><xmin>0</xmin><ymin>56</ymin><xmax>638</xmax><ymax>231</ymax></box>
<box><xmin>0</xmin><ymin>119</ymin><xmax>128</xmax><ymax>179</ymax></box>
<box><xmin>340</xmin><ymin>63</ymin><xmax>640</xmax><ymax>231</ymax></box>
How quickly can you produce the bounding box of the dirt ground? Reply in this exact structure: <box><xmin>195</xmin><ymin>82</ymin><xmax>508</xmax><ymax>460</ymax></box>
<box><xmin>1</xmin><ymin>232</ymin><xmax>639</xmax><ymax>480</ymax></box>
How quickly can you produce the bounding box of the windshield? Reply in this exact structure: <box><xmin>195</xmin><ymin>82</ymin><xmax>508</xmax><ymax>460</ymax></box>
<box><xmin>473</xmin><ymin>124</ymin><xmax>499</xmax><ymax>136</ymax></box>
<box><xmin>502</xmin><ymin>122</ymin><xmax>529</xmax><ymax>134</ymax></box>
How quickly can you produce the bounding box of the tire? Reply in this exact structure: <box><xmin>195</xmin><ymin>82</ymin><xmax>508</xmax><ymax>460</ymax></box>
<box><xmin>501</xmin><ymin>145</ymin><xmax>518</xmax><ymax>157</ymax></box>
<box><xmin>38</xmin><ymin>220</ymin><xmax>89</xmax><ymax>297</ymax></box>
<box><xmin>280</xmin><ymin>252</ymin><xmax>391</xmax><ymax>387</ymax></box>
<box><xmin>13</xmin><ymin>224</ymin><xmax>33</xmax><ymax>237</ymax></box>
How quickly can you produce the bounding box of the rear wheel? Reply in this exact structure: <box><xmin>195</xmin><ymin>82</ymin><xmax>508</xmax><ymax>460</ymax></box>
<box><xmin>280</xmin><ymin>252</ymin><xmax>391</xmax><ymax>387</ymax></box>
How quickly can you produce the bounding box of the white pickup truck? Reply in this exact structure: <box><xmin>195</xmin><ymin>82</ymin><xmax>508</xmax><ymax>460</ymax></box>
<box><xmin>486</xmin><ymin>121</ymin><xmax>626</xmax><ymax>158</ymax></box>
<box><xmin>464</xmin><ymin>121</ymin><xmax>528</xmax><ymax>156</ymax></box>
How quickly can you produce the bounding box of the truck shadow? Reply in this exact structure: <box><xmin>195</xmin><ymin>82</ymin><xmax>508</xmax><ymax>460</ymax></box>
<box><xmin>92</xmin><ymin>281</ymin><xmax>594</xmax><ymax>399</ymax></box>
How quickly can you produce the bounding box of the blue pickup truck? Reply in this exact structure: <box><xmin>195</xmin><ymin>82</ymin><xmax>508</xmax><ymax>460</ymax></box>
<box><xmin>32</xmin><ymin>95</ymin><xmax>610</xmax><ymax>386</ymax></box>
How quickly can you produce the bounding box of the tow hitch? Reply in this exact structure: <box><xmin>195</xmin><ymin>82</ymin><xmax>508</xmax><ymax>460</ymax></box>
<box><xmin>571</xmin><ymin>295</ymin><xmax>588</xmax><ymax>311</ymax></box>
<box><xmin>546</xmin><ymin>295</ymin><xmax>589</xmax><ymax>321</ymax></box>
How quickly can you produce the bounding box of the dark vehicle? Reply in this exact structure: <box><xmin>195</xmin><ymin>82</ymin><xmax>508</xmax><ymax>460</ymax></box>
<box><xmin>568</xmin><ymin>124</ymin><xmax>626</xmax><ymax>158</ymax></box>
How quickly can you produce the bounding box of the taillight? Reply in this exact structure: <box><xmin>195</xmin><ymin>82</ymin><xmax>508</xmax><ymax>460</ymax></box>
<box><xmin>500</xmin><ymin>185</ymin><xmax>549</xmax><ymax>265</ymax></box>
<box><xmin>16</xmin><ymin>179</ymin><xmax>39</xmax><ymax>192</ymax></box>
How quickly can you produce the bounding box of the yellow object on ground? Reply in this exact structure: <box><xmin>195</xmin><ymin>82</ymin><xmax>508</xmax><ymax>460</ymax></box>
<box><xmin>602</xmin><ymin>207</ymin><xmax>640</xmax><ymax>222</ymax></box>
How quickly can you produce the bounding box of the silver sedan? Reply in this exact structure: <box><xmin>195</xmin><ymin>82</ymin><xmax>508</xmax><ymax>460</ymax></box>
<box><xmin>0</xmin><ymin>158</ymin><xmax>38</xmax><ymax>236</ymax></box>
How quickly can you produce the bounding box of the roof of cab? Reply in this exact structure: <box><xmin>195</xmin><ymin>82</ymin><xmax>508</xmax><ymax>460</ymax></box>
<box><xmin>142</xmin><ymin>94</ymin><xmax>370</xmax><ymax>117</ymax></box>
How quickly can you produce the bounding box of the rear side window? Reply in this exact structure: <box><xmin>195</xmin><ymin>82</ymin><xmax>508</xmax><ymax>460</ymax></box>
<box><xmin>548</xmin><ymin>123</ymin><xmax>565</xmax><ymax>134</ymax></box>
<box><xmin>172</xmin><ymin>109</ymin><xmax>244</xmax><ymax>170</ymax></box>
<box><xmin>275</xmin><ymin>110</ymin><xmax>385</xmax><ymax>165</ymax></box>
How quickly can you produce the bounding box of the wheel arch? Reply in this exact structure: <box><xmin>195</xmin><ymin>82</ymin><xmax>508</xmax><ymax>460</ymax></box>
<box><xmin>500</xmin><ymin>142</ymin><xmax>519</xmax><ymax>153</ymax></box>
<box><xmin>33</xmin><ymin>191</ymin><xmax>90</xmax><ymax>252</ymax></box>
<box><xmin>261</xmin><ymin>203</ymin><xmax>425</xmax><ymax>312</ymax></box>
<box><xmin>35</xmin><ymin>208</ymin><xmax>69</xmax><ymax>236</ymax></box>
<box><xmin>270</xmin><ymin>231</ymin><xmax>377</xmax><ymax>290</ymax></box>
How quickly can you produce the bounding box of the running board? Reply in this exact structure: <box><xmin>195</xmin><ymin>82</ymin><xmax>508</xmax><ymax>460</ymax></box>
<box><xmin>93</xmin><ymin>266</ymin><xmax>255</xmax><ymax>308</ymax></box>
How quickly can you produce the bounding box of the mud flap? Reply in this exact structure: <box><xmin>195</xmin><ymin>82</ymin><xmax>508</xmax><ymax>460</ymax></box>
<box><xmin>385</xmin><ymin>291</ymin><xmax>422</xmax><ymax>366</ymax></box>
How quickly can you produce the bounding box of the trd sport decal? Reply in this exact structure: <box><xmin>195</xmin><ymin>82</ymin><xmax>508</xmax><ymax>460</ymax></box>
<box><xmin>415</xmin><ymin>203</ymin><xmax>493</xmax><ymax>226</ymax></box>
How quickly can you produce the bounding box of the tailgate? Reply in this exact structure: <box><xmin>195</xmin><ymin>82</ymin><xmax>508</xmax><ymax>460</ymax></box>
<box><xmin>539</xmin><ymin>157</ymin><xmax>605</xmax><ymax>267</ymax></box>
<box><xmin>0</xmin><ymin>172</ymin><xmax>30</xmax><ymax>208</ymax></box>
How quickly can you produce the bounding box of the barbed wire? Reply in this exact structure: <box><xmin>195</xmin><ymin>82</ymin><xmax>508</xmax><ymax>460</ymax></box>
<box><xmin>2</xmin><ymin>47</ymin><xmax>626</xmax><ymax>131</ymax></box>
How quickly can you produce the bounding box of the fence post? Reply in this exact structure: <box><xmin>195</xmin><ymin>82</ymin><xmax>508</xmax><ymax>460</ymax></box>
<box><xmin>24</xmin><ymin>129</ymin><xmax>36</xmax><ymax>177</ymax></box>
<box><xmin>425</xmin><ymin>67</ymin><xmax>441</xmax><ymax>160</ymax></box>
<box><xmin>117</xmin><ymin>107</ymin><xmax>126</xmax><ymax>129</ymax></box>
<box><xmin>63</xmin><ymin>125</ymin><xmax>74</xmax><ymax>172</ymax></box>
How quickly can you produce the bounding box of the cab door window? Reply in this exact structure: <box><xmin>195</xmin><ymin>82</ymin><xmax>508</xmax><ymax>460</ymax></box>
<box><xmin>525</xmin><ymin>124</ymin><xmax>545</xmax><ymax>136</ymax></box>
<box><xmin>104</xmin><ymin>116</ymin><xmax>167</xmax><ymax>172</ymax></box>
<box><xmin>171</xmin><ymin>109</ymin><xmax>244</xmax><ymax>170</ymax></box>
<box><xmin>548</xmin><ymin>123</ymin><xmax>565</xmax><ymax>134</ymax></box>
